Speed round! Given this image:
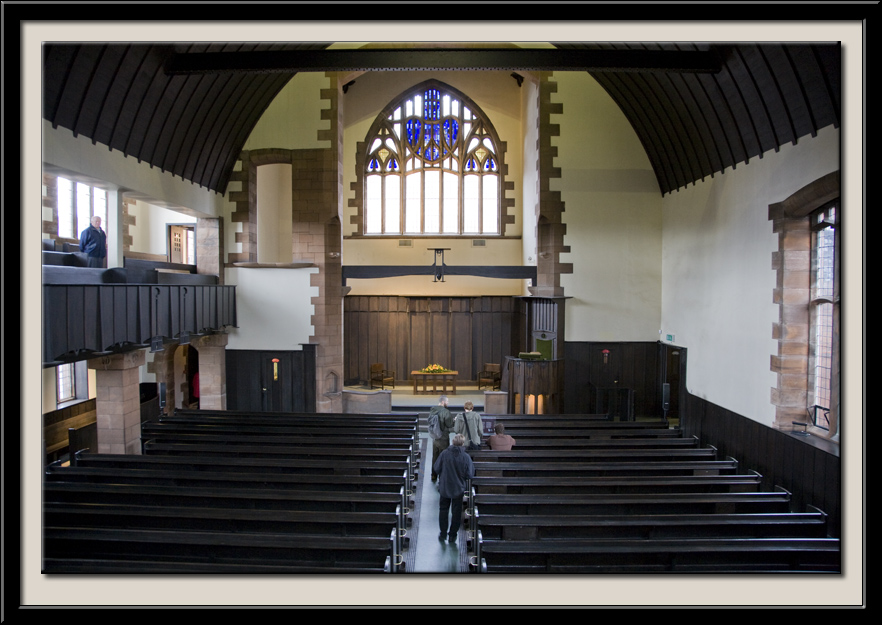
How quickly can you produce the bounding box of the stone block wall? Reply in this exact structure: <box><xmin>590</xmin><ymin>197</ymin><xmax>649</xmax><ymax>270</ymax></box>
<box><xmin>530</xmin><ymin>73</ymin><xmax>572</xmax><ymax>297</ymax></box>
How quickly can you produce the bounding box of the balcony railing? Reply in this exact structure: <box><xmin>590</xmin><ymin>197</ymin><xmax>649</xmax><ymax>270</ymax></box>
<box><xmin>43</xmin><ymin>280</ymin><xmax>237</xmax><ymax>366</ymax></box>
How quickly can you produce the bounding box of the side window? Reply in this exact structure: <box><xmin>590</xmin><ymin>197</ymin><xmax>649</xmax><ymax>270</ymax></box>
<box><xmin>55</xmin><ymin>361</ymin><xmax>89</xmax><ymax>407</ymax></box>
<box><xmin>808</xmin><ymin>200</ymin><xmax>839</xmax><ymax>434</ymax></box>
<box><xmin>56</xmin><ymin>176</ymin><xmax>107</xmax><ymax>240</ymax></box>
<box><xmin>56</xmin><ymin>363</ymin><xmax>76</xmax><ymax>403</ymax></box>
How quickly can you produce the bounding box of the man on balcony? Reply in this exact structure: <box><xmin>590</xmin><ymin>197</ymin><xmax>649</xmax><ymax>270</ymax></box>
<box><xmin>79</xmin><ymin>215</ymin><xmax>107</xmax><ymax>268</ymax></box>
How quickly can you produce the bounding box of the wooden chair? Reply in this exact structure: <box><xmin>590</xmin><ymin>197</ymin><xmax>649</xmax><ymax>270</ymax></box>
<box><xmin>370</xmin><ymin>363</ymin><xmax>395</xmax><ymax>390</ymax></box>
<box><xmin>478</xmin><ymin>363</ymin><xmax>501</xmax><ymax>390</ymax></box>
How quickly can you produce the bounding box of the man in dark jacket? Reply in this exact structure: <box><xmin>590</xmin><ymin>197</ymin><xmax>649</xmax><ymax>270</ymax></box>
<box><xmin>79</xmin><ymin>215</ymin><xmax>107</xmax><ymax>268</ymax></box>
<box><xmin>433</xmin><ymin>433</ymin><xmax>475</xmax><ymax>544</ymax></box>
<box><xmin>429</xmin><ymin>395</ymin><xmax>455</xmax><ymax>482</ymax></box>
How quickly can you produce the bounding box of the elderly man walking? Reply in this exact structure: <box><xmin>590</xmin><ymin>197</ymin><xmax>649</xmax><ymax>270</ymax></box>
<box><xmin>429</xmin><ymin>395</ymin><xmax>455</xmax><ymax>482</ymax></box>
<box><xmin>432</xmin><ymin>433</ymin><xmax>475</xmax><ymax>544</ymax></box>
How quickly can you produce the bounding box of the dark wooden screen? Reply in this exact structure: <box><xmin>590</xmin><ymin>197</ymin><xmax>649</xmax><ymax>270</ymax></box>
<box><xmin>564</xmin><ymin>341</ymin><xmax>663</xmax><ymax>417</ymax></box>
<box><xmin>226</xmin><ymin>347</ymin><xmax>316</xmax><ymax>413</ymax></box>
<box><xmin>344</xmin><ymin>296</ymin><xmax>524</xmax><ymax>385</ymax></box>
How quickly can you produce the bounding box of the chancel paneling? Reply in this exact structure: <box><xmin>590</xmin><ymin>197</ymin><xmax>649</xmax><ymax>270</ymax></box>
<box><xmin>344</xmin><ymin>296</ymin><xmax>524</xmax><ymax>385</ymax></box>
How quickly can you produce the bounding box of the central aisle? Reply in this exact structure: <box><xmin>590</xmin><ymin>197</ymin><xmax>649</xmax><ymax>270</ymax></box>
<box><xmin>410</xmin><ymin>432</ymin><xmax>470</xmax><ymax>573</ymax></box>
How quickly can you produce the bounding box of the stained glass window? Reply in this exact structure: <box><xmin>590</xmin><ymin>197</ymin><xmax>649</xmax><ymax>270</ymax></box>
<box><xmin>363</xmin><ymin>82</ymin><xmax>503</xmax><ymax>236</ymax></box>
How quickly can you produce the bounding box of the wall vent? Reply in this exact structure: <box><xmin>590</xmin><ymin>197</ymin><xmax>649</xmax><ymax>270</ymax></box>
<box><xmin>398</xmin><ymin>240</ymin><xmax>412</xmax><ymax>247</ymax></box>
<box><xmin>472</xmin><ymin>239</ymin><xmax>486</xmax><ymax>247</ymax></box>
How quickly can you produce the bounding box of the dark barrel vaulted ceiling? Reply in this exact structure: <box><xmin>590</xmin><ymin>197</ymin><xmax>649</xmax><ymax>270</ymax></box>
<box><xmin>43</xmin><ymin>42</ymin><xmax>840</xmax><ymax>197</ymax></box>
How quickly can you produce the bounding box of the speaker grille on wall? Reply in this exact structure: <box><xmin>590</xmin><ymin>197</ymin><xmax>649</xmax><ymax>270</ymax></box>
<box><xmin>472</xmin><ymin>239</ymin><xmax>486</xmax><ymax>247</ymax></box>
<box><xmin>398</xmin><ymin>240</ymin><xmax>412</xmax><ymax>247</ymax></box>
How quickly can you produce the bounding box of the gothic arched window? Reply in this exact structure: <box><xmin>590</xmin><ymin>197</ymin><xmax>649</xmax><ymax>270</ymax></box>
<box><xmin>361</xmin><ymin>81</ymin><xmax>505</xmax><ymax>236</ymax></box>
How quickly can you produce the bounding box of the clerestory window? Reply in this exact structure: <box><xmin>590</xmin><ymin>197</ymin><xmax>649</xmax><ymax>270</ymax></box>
<box><xmin>361</xmin><ymin>81</ymin><xmax>504</xmax><ymax>236</ymax></box>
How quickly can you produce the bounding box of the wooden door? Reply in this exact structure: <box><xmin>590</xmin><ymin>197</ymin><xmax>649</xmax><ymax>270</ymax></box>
<box><xmin>169</xmin><ymin>225</ymin><xmax>185</xmax><ymax>263</ymax></box>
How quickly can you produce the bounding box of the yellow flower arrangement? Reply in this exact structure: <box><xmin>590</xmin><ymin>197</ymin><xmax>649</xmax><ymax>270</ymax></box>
<box><xmin>420</xmin><ymin>364</ymin><xmax>451</xmax><ymax>373</ymax></box>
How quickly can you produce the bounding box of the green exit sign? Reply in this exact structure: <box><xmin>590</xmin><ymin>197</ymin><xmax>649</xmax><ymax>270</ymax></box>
<box><xmin>666</xmin><ymin>334</ymin><xmax>675</xmax><ymax>342</ymax></box>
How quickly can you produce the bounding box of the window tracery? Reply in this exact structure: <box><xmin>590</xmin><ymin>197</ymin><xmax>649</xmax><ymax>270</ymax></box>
<box><xmin>360</xmin><ymin>82</ymin><xmax>504</xmax><ymax>236</ymax></box>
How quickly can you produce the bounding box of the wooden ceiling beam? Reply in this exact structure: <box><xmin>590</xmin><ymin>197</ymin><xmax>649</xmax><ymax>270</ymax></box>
<box><xmin>164</xmin><ymin>48</ymin><xmax>722</xmax><ymax>75</ymax></box>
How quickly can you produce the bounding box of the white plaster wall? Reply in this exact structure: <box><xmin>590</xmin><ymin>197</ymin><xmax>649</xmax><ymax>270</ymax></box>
<box><xmin>243</xmin><ymin>73</ymin><xmax>330</xmax><ymax>151</ymax></box>
<box><xmin>521</xmin><ymin>74</ymin><xmax>540</xmax><ymax>286</ymax></box>
<box><xmin>256</xmin><ymin>163</ymin><xmax>293</xmax><ymax>264</ymax></box>
<box><xmin>224</xmin><ymin>267</ymin><xmax>319</xmax><ymax>351</ymax></box>
<box><xmin>42</xmin><ymin>121</ymin><xmax>227</xmax><ymax>219</ymax></box>
<box><xmin>553</xmin><ymin>72</ymin><xmax>663</xmax><ymax>341</ymax></box>
<box><xmin>660</xmin><ymin>125</ymin><xmax>840</xmax><ymax>426</ymax></box>
<box><xmin>128</xmin><ymin>199</ymin><xmax>196</xmax><ymax>257</ymax></box>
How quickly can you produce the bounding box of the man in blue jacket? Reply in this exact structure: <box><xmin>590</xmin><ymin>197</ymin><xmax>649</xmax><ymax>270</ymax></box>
<box><xmin>79</xmin><ymin>215</ymin><xmax>107</xmax><ymax>268</ymax></box>
<box><xmin>433</xmin><ymin>433</ymin><xmax>475</xmax><ymax>544</ymax></box>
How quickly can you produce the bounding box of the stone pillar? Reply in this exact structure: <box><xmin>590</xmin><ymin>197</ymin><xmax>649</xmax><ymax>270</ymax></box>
<box><xmin>89</xmin><ymin>350</ymin><xmax>147</xmax><ymax>455</ymax></box>
<box><xmin>191</xmin><ymin>333</ymin><xmax>229</xmax><ymax>410</ymax></box>
<box><xmin>530</xmin><ymin>73</ymin><xmax>572</xmax><ymax>298</ymax></box>
<box><xmin>197</xmin><ymin>217</ymin><xmax>224</xmax><ymax>284</ymax></box>
<box><xmin>147</xmin><ymin>341</ymin><xmax>180</xmax><ymax>414</ymax></box>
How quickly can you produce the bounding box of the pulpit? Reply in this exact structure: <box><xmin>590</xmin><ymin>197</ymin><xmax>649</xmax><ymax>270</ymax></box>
<box><xmin>503</xmin><ymin>356</ymin><xmax>564</xmax><ymax>415</ymax></box>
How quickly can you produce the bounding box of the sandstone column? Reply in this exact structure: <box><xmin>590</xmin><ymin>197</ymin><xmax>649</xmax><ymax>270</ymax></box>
<box><xmin>191</xmin><ymin>333</ymin><xmax>229</xmax><ymax>410</ymax></box>
<box><xmin>89</xmin><ymin>350</ymin><xmax>146</xmax><ymax>454</ymax></box>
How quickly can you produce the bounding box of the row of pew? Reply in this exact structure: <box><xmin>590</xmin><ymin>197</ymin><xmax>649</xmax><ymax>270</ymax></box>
<box><xmin>42</xmin><ymin>410</ymin><xmax>422</xmax><ymax>573</ymax></box>
<box><xmin>464</xmin><ymin>414</ymin><xmax>841</xmax><ymax>573</ymax></box>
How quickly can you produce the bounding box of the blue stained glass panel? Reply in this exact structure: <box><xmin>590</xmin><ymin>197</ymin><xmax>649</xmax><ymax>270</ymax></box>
<box><xmin>443</xmin><ymin>119</ymin><xmax>458</xmax><ymax>145</ymax></box>
<box><xmin>368</xmin><ymin>158</ymin><xmax>381</xmax><ymax>172</ymax></box>
<box><xmin>424</xmin><ymin>90</ymin><xmax>440</xmax><ymax>119</ymax></box>
<box><xmin>406</xmin><ymin>119</ymin><xmax>421</xmax><ymax>147</ymax></box>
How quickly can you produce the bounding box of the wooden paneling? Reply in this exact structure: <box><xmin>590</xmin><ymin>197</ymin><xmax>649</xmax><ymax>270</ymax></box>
<box><xmin>564</xmin><ymin>341</ymin><xmax>662</xmax><ymax>417</ymax></box>
<box><xmin>682</xmin><ymin>394</ymin><xmax>841</xmax><ymax>538</ymax></box>
<box><xmin>344</xmin><ymin>296</ymin><xmax>524</xmax><ymax>385</ymax></box>
<box><xmin>226</xmin><ymin>347</ymin><xmax>315</xmax><ymax>413</ymax></box>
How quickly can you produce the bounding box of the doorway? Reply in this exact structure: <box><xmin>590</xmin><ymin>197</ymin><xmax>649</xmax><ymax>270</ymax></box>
<box><xmin>168</xmin><ymin>224</ymin><xmax>195</xmax><ymax>265</ymax></box>
<box><xmin>658</xmin><ymin>343</ymin><xmax>685</xmax><ymax>424</ymax></box>
<box><xmin>225</xmin><ymin>350</ymin><xmax>316</xmax><ymax>413</ymax></box>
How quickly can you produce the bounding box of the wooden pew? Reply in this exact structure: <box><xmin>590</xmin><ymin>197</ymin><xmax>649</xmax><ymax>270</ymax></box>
<box><xmin>485</xmin><ymin>427</ymin><xmax>682</xmax><ymax>439</ymax></box>
<box><xmin>140</xmin><ymin>440</ymin><xmax>418</xmax><ymax>492</ymax></box>
<box><xmin>46</xmin><ymin>462</ymin><xmax>414</xmax><ymax>539</ymax></box>
<box><xmin>43</xmin><ymin>480</ymin><xmax>408</xmax><ymax>559</ymax></box>
<box><xmin>150</xmin><ymin>413</ymin><xmax>422</xmax><ymax>456</ymax></box>
<box><xmin>43</xmin><ymin>526</ymin><xmax>399</xmax><ymax>573</ymax></box>
<box><xmin>469</xmin><ymin>446</ymin><xmax>720</xmax><ymax>463</ymax></box>
<box><xmin>72</xmin><ymin>452</ymin><xmax>415</xmax><ymax>507</ymax></box>
<box><xmin>474</xmin><ymin>536</ymin><xmax>841</xmax><ymax>573</ymax></box>
<box><xmin>468</xmin><ymin>489</ymin><xmax>795</xmax><ymax>536</ymax></box>
<box><xmin>472</xmin><ymin>507</ymin><xmax>830</xmax><ymax>542</ymax></box>
<box><xmin>480</xmin><ymin>436</ymin><xmax>701</xmax><ymax>450</ymax></box>
<box><xmin>139</xmin><ymin>429</ymin><xmax>420</xmax><ymax>479</ymax></box>
<box><xmin>46</xmin><ymin>412</ymin><xmax>421</xmax><ymax>574</ymax></box>
<box><xmin>471</xmin><ymin>458</ymin><xmax>741</xmax><ymax>478</ymax></box>
<box><xmin>466</xmin><ymin>472</ymin><xmax>764</xmax><ymax>504</ymax></box>
<box><xmin>44</xmin><ymin>500</ymin><xmax>405</xmax><ymax>559</ymax></box>
<box><xmin>482</xmin><ymin>415</ymin><xmax>668</xmax><ymax>429</ymax></box>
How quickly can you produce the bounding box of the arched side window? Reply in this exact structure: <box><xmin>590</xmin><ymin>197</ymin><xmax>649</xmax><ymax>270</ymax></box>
<box><xmin>360</xmin><ymin>81</ymin><xmax>505</xmax><ymax>237</ymax></box>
